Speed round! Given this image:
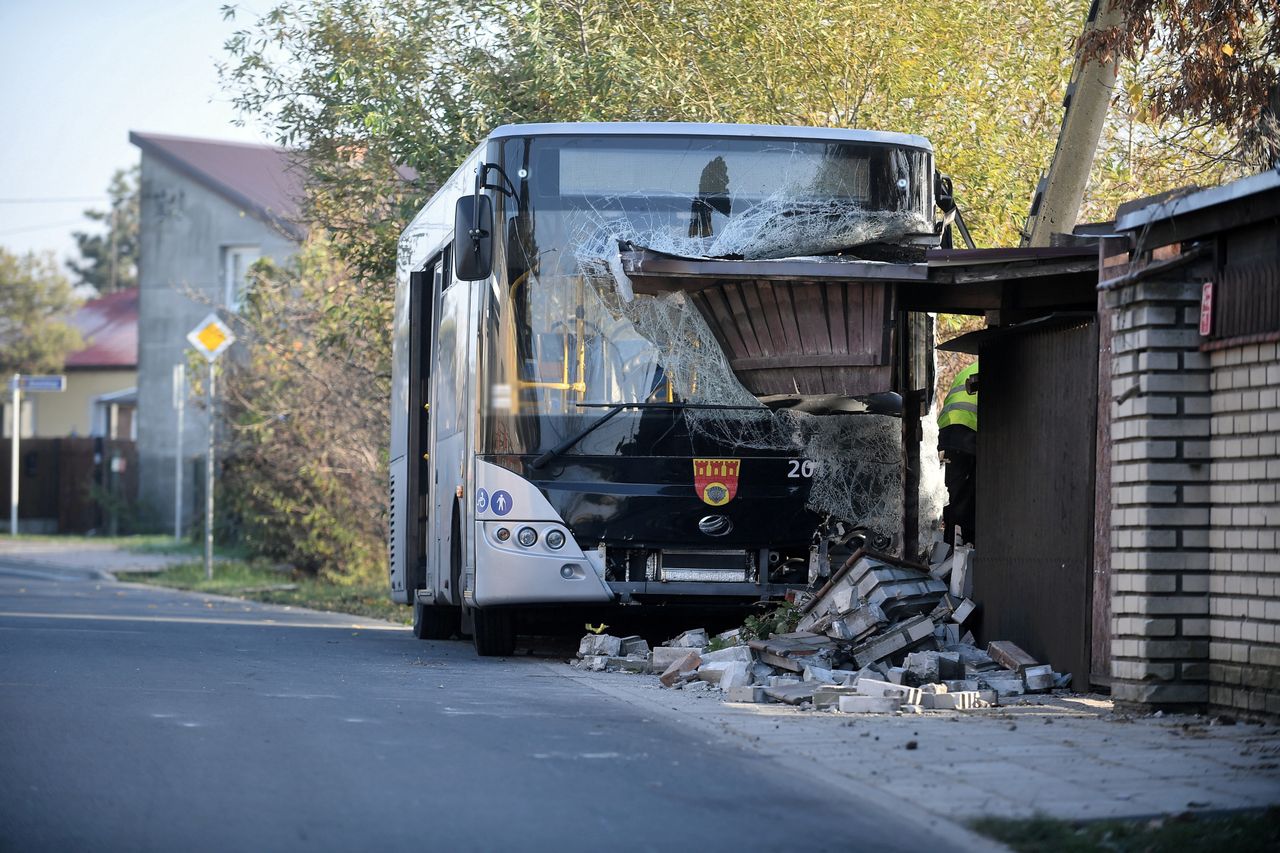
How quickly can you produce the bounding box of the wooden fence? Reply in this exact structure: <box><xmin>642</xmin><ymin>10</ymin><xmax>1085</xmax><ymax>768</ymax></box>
<box><xmin>0</xmin><ymin>437</ymin><xmax>138</xmax><ymax>534</ymax></box>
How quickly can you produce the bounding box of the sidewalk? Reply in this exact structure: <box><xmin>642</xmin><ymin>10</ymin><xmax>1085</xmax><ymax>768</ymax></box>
<box><xmin>561</xmin><ymin>666</ymin><xmax>1280</xmax><ymax>827</ymax></box>
<box><xmin>0</xmin><ymin>538</ymin><xmax>193</xmax><ymax>578</ymax></box>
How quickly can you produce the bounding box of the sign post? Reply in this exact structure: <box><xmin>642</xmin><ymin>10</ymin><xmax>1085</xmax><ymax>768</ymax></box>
<box><xmin>8</xmin><ymin>374</ymin><xmax>66</xmax><ymax>537</ymax></box>
<box><xmin>173</xmin><ymin>364</ymin><xmax>186</xmax><ymax>541</ymax></box>
<box><xmin>186</xmin><ymin>314</ymin><xmax>236</xmax><ymax>580</ymax></box>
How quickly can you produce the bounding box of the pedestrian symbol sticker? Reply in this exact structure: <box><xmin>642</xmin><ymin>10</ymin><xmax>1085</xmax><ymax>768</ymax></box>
<box><xmin>491</xmin><ymin>490</ymin><xmax>513</xmax><ymax>516</ymax></box>
<box><xmin>475</xmin><ymin>488</ymin><xmax>489</xmax><ymax>514</ymax></box>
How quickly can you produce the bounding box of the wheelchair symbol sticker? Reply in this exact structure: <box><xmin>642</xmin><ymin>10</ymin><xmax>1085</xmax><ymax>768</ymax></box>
<box><xmin>475</xmin><ymin>488</ymin><xmax>489</xmax><ymax>514</ymax></box>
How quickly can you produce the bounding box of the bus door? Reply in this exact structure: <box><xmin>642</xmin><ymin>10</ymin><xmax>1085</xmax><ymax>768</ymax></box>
<box><xmin>429</xmin><ymin>249</ymin><xmax>471</xmax><ymax>604</ymax></box>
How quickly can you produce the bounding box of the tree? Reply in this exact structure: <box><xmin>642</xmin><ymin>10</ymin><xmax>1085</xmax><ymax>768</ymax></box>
<box><xmin>220</xmin><ymin>238</ymin><xmax>389</xmax><ymax>582</ymax></box>
<box><xmin>1083</xmin><ymin>2</ymin><xmax>1279</xmax><ymax>139</ymax></box>
<box><xmin>0</xmin><ymin>249</ymin><xmax>83</xmax><ymax>376</ymax></box>
<box><xmin>68</xmin><ymin>166</ymin><xmax>140</xmax><ymax>294</ymax></box>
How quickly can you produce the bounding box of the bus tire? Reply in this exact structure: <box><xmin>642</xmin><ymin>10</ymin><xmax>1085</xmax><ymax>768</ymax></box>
<box><xmin>471</xmin><ymin>607</ymin><xmax>515</xmax><ymax>657</ymax></box>
<box><xmin>412</xmin><ymin>600</ymin><xmax>458</xmax><ymax>640</ymax></box>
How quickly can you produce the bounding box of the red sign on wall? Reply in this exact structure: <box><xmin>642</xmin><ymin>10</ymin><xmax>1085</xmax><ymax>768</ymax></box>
<box><xmin>1199</xmin><ymin>281</ymin><xmax>1214</xmax><ymax>336</ymax></box>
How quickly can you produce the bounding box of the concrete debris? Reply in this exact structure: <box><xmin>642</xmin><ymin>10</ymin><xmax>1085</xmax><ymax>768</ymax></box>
<box><xmin>700</xmin><ymin>645</ymin><xmax>754</xmax><ymax>665</ymax></box>
<box><xmin>838</xmin><ymin>695</ymin><xmax>899</xmax><ymax>713</ymax></box>
<box><xmin>948</xmin><ymin>545</ymin><xmax>974</xmax><ymax>598</ymax></box>
<box><xmin>665</xmin><ymin>629</ymin><xmax>709</xmax><ymax>650</ymax></box>
<box><xmin>619</xmin><ymin>635</ymin><xmax>650</xmax><ymax>657</ymax></box>
<box><xmin>659</xmin><ymin>651</ymin><xmax>702</xmax><ymax>687</ymax></box>
<box><xmin>578</xmin><ymin>634</ymin><xmax>623</xmax><ymax>658</ymax></box>
<box><xmin>764</xmin><ymin>681</ymin><xmax>819</xmax><ymax>705</ymax></box>
<box><xmin>652</xmin><ymin>646</ymin><xmax>704</xmax><ymax>672</ymax></box>
<box><xmin>986</xmin><ymin>640</ymin><xmax>1039</xmax><ymax>675</ymax></box>
<box><xmin>571</xmin><ymin>541</ymin><xmax>1073</xmax><ymax>715</ymax></box>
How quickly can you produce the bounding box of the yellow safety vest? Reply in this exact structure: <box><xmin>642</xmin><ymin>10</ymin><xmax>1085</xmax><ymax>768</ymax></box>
<box><xmin>938</xmin><ymin>361</ymin><xmax>978</xmax><ymax>432</ymax></box>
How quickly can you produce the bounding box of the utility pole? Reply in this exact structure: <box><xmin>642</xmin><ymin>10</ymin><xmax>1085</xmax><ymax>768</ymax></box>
<box><xmin>1023</xmin><ymin>0</ymin><xmax>1124</xmax><ymax>246</ymax></box>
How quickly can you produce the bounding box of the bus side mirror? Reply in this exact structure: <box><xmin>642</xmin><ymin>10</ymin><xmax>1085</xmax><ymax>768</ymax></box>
<box><xmin>454</xmin><ymin>194</ymin><xmax>494</xmax><ymax>281</ymax></box>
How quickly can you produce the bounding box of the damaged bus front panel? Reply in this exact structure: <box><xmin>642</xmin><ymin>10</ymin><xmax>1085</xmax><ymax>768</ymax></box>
<box><xmin>390</xmin><ymin>123</ymin><xmax>938</xmax><ymax>654</ymax></box>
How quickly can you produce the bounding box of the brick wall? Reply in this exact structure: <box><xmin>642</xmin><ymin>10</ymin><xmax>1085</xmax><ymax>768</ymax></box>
<box><xmin>1106</xmin><ymin>276</ymin><xmax>1212</xmax><ymax>710</ymax></box>
<box><xmin>1208</xmin><ymin>341</ymin><xmax>1280</xmax><ymax>718</ymax></box>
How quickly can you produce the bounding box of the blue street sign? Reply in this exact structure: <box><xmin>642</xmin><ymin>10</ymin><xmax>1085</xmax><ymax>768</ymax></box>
<box><xmin>10</xmin><ymin>375</ymin><xmax>66</xmax><ymax>393</ymax></box>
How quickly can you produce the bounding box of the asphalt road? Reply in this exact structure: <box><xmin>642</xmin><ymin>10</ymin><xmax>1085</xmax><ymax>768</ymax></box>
<box><xmin>0</xmin><ymin>561</ymin><xmax>960</xmax><ymax>853</ymax></box>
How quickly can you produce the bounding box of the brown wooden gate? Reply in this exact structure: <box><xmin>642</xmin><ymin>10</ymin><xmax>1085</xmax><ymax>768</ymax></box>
<box><xmin>0</xmin><ymin>438</ymin><xmax>138</xmax><ymax>534</ymax></box>
<box><xmin>974</xmin><ymin>318</ymin><xmax>1099</xmax><ymax>688</ymax></box>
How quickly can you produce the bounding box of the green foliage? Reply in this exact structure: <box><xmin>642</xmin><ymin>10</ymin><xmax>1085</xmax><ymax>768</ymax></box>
<box><xmin>741</xmin><ymin>601</ymin><xmax>802</xmax><ymax>640</ymax></box>
<box><xmin>219</xmin><ymin>238</ymin><xmax>390</xmax><ymax>584</ymax></box>
<box><xmin>67</xmin><ymin>166</ymin><xmax>139</xmax><ymax>294</ymax></box>
<box><xmin>0</xmin><ymin>248</ymin><xmax>83</xmax><ymax>376</ymax></box>
<box><xmin>119</xmin><ymin>559</ymin><xmax>410</xmax><ymax>625</ymax></box>
<box><xmin>972</xmin><ymin>808</ymin><xmax>1280</xmax><ymax>853</ymax></box>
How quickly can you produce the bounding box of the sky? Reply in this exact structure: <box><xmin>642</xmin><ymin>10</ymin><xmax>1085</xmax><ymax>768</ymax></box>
<box><xmin>0</xmin><ymin>0</ymin><xmax>274</xmax><ymax>265</ymax></box>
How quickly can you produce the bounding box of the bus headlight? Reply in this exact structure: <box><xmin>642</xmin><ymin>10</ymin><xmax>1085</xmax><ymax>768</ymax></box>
<box><xmin>494</xmin><ymin>527</ymin><xmax>511</xmax><ymax>542</ymax></box>
<box><xmin>516</xmin><ymin>527</ymin><xmax>538</xmax><ymax>547</ymax></box>
<box><xmin>545</xmin><ymin>529</ymin><xmax>566</xmax><ymax>550</ymax></box>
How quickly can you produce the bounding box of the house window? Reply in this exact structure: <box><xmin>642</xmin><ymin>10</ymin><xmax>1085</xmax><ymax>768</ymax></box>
<box><xmin>223</xmin><ymin>245</ymin><xmax>261</xmax><ymax>312</ymax></box>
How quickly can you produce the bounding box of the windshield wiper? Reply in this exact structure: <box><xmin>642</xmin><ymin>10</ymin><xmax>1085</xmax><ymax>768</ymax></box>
<box><xmin>528</xmin><ymin>402</ymin><xmax>761</xmax><ymax>470</ymax></box>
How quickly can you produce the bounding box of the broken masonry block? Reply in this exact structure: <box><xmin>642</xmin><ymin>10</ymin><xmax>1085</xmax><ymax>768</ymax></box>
<box><xmin>768</xmin><ymin>675</ymin><xmax>801</xmax><ymax>687</ymax></box>
<box><xmin>919</xmin><ymin>683</ymin><xmax>947</xmax><ymax>695</ymax></box>
<box><xmin>948</xmin><ymin>546</ymin><xmax>974</xmax><ymax>598</ymax></box>
<box><xmin>748</xmin><ymin>633</ymin><xmax>834</xmax><ymax>673</ymax></box>
<box><xmin>925</xmin><ymin>691</ymin><xmax>981</xmax><ymax>710</ymax></box>
<box><xmin>606</xmin><ymin>656</ymin><xmax>650</xmax><ymax>673</ymax></box>
<box><xmin>849</xmin><ymin>615</ymin><xmax>935</xmax><ymax>667</ymax></box>
<box><xmin>724</xmin><ymin>685</ymin><xmax>767</xmax><ymax>703</ymax></box>
<box><xmin>812</xmin><ymin>684</ymin><xmax>862</xmax><ymax>710</ymax></box>
<box><xmin>961</xmin><ymin>631</ymin><xmax>976</xmax><ymax>645</ymax></box>
<box><xmin>947</xmin><ymin>644</ymin><xmax>997</xmax><ymax>669</ymax></box>
<box><xmin>717</xmin><ymin>661</ymin><xmax>752</xmax><ymax>690</ymax></box>
<box><xmin>764</xmin><ymin>682</ymin><xmax>818</xmax><ymax>705</ymax></box>
<box><xmin>853</xmin><ymin>678</ymin><xmax>920</xmax><ymax>706</ymax></box>
<box><xmin>700</xmin><ymin>645</ymin><xmax>754</xmax><ymax>665</ymax></box>
<box><xmin>977</xmin><ymin>689</ymin><xmax>998</xmax><ymax>705</ymax></box>
<box><xmin>750</xmin><ymin>661</ymin><xmax>775</xmax><ymax>683</ymax></box>
<box><xmin>578</xmin><ymin>634</ymin><xmax>623</xmax><ymax>658</ymax></box>
<box><xmin>904</xmin><ymin>650</ymin><xmax>962</xmax><ymax>684</ymax></box>
<box><xmin>803</xmin><ymin>665</ymin><xmax>836</xmax><ymax>683</ymax></box>
<box><xmin>950</xmin><ymin>598</ymin><xmax>977</xmax><ymax>626</ymax></box>
<box><xmin>838</xmin><ymin>695</ymin><xmax>900</xmax><ymax>714</ymax></box>
<box><xmin>579</xmin><ymin>655</ymin><xmax>611</xmax><ymax>672</ymax></box>
<box><xmin>1023</xmin><ymin>664</ymin><xmax>1055</xmax><ymax>692</ymax></box>
<box><xmin>825</xmin><ymin>603</ymin><xmax>888</xmax><ymax>642</ymax></box>
<box><xmin>886</xmin><ymin>667</ymin><xmax>906</xmax><ymax>685</ymax></box>
<box><xmin>830</xmin><ymin>669</ymin><xmax>861</xmax><ymax>685</ymax></box>
<box><xmin>978</xmin><ymin>673</ymin><xmax>1024</xmax><ymax>698</ymax></box>
<box><xmin>666</xmin><ymin>629</ymin><xmax>709</xmax><ymax>650</ymax></box>
<box><xmin>714</xmin><ymin>628</ymin><xmax>743</xmax><ymax>646</ymax></box>
<box><xmin>929</xmin><ymin>540</ymin><xmax>951</xmax><ymax>569</ymax></box>
<box><xmin>659</xmin><ymin>651</ymin><xmax>701</xmax><ymax>687</ymax></box>
<box><xmin>986</xmin><ymin>641</ymin><xmax>1039</xmax><ymax>675</ymax></box>
<box><xmin>652</xmin><ymin>646</ymin><xmax>704</xmax><ymax>671</ymax></box>
<box><xmin>944</xmin><ymin>679</ymin><xmax>980</xmax><ymax>692</ymax></box>
<box><xmin>902</xmin><ymin>704</ymin><xmax>924</xmax><ymax>714</ymax></box>
<box><xmin>618</xmin><ymin>635</ymin><xmax>650</xmax><ymax>657</ymax></box>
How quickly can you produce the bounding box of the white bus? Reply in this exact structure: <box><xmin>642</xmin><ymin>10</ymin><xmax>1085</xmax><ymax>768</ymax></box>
<box><xmin>389</xmin><ymin>123</ymin><xmax>939</xmax><ymax>655</ymax></box>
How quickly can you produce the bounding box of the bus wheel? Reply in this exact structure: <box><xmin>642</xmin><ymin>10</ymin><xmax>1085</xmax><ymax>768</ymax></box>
<box><xmin>412</xmin><ymin>600</ymin><xmax>459</xmax><ymax>641</ymax></box>
<box><xmin>471</xmin><ymin>607</ymin><xmax>515</xmax><ymax>657</ymax></box>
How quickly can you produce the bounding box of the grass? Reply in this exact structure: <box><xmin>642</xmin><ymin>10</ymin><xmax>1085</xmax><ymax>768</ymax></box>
<box><xmin>117</xmin><ymin>560</ymin><xmax>410</xmax><ymax>626</ymax></box>
<box><xmin>971</xmin><ymin>809</ymin><xmax>1280</xmax><ymax>853</ymax></box>
<box><xmin>3</xmin><ymin>533</ymin><xmax>182</xmax><ymax>549</ymax></box>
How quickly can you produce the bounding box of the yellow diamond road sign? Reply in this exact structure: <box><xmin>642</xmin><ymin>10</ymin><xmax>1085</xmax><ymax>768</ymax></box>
<box><xmin>187</xmin><ymin>313</ymin><xmax>236</xmax><ymax>362</ymax></box>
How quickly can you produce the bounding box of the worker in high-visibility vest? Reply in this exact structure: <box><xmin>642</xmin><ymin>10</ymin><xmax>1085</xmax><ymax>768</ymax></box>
<box><xmin>938</xmin><ymin>360</ymin><xmax>978</xmax><ymax>546</ymax></box>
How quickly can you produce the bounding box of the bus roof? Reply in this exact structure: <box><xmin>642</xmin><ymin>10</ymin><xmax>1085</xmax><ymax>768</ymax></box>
<box><xmin>486</xmin><ymin>122</ymin><xmax>933</xmax><ymax>153</ymax></box>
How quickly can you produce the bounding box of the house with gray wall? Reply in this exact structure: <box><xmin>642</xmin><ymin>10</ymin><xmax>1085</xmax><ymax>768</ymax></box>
<box><xmin>130</xmin><ymin>132</ymin><xmax>304</xmax><ymax>527</ymax></box>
